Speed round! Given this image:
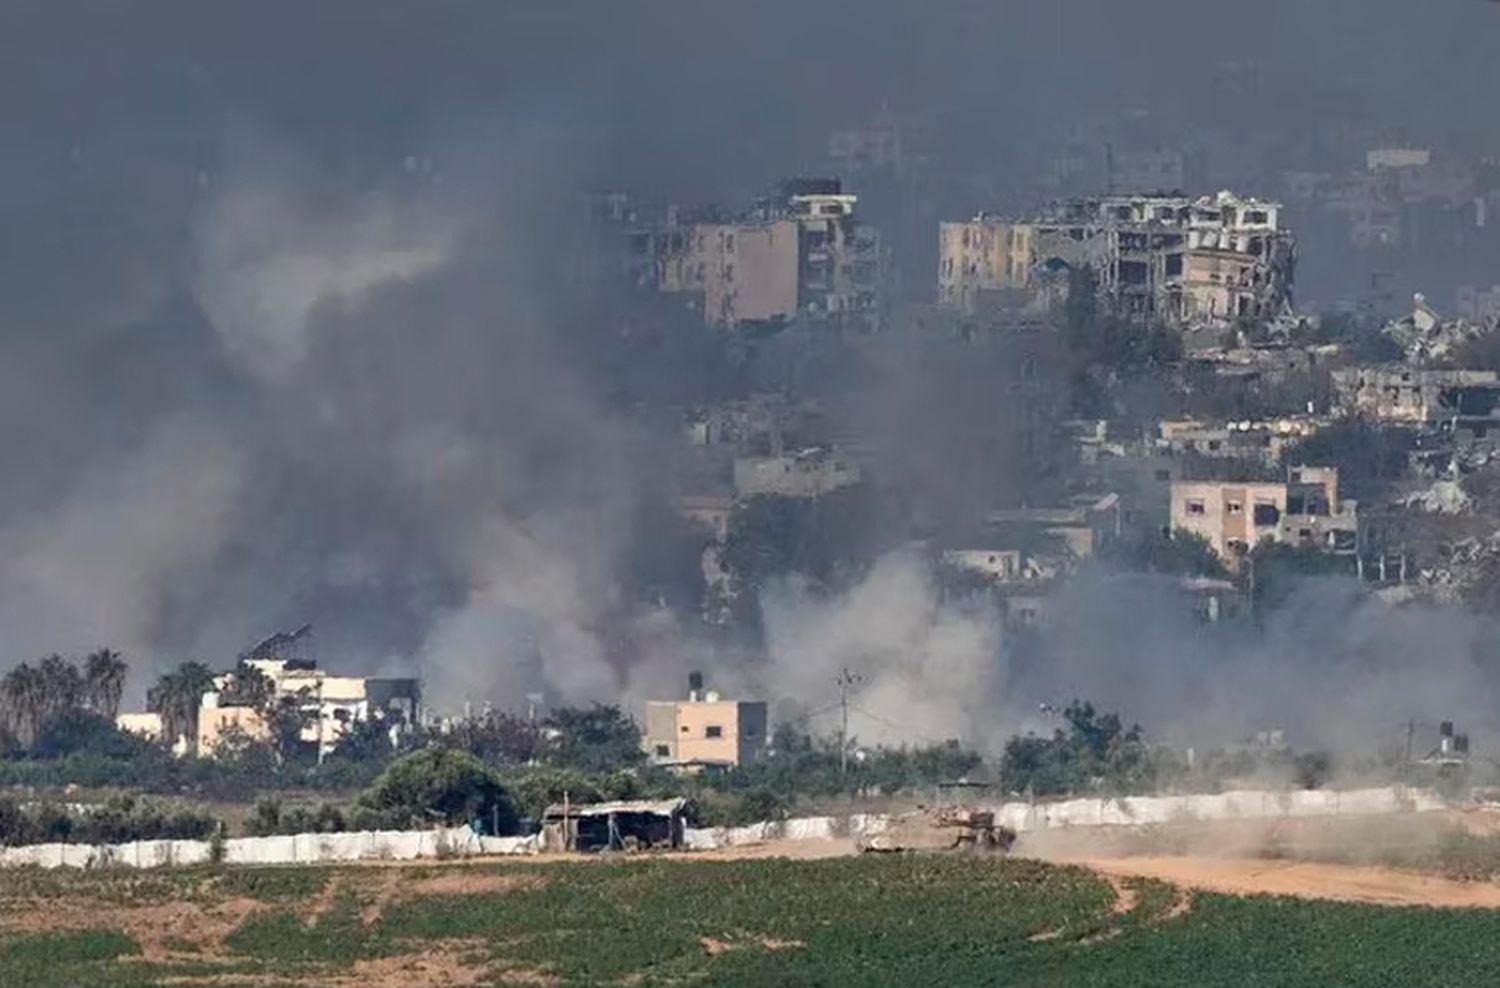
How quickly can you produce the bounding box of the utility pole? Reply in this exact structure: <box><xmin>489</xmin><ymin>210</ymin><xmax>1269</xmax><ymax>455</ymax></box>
<box><xmin>836</xmin><ymin>667</ymin><xmax>863</xmax><ymax>781</ymax></box>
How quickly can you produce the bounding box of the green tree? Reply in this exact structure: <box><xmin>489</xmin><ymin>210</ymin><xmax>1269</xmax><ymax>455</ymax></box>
<box><xmin>0</xmin><ymin>663</ymin><xmax>47</xmax><ymax>747</ymax></box>
<box><xmin>545</xmin><ymin>704</ymin><xmax>644</xmax><ymax>773</ymax></box>
<box><xmin>1101</xmin><ymin>529</ymin><xmax>1227</xmax><ymax>579</ymax></box>
<box><xmin>359</xmin><ymin>748</ymin><xmax>518</xmax><ymax>833</ymax></box>
<box><xmin>263</xmin><ymin>693</ymin><xmax>316</xmax><ymax>761</ymax></box>
<box><xmin>146</xmin><ymin>662</ymin><xmax>216</xmax><ymax>753</ymax></box>
<box><xmin>217</xmin><ymin>662</ymin><xmax>274</xmax><ymax>710</ymax></box>
<box><xmin>81</xmin><ymin>649</ymin><xmax>127</xmax><ymax>720</ymax></box>
<box><xmin>1000</xmin><ymin>701</ymin><xmax>1164</xmax><ymax>797</ymax></box>
<box><xmin>1281</xmin><ymin>421</ymin><xmax>1412</xmax><ymax>501</ymax></box>
<box><xmin>36</xmin><ymin>654</ymin><xmax>84</xmax><ymax>731</ymax></box>
<box><xmin>720</xmin><ymin>483</ymin><xmax>887</xmax><ymax>618</ymax></box>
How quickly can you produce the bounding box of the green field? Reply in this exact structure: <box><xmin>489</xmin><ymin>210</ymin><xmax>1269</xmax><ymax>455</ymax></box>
<box><xmin>3</xmin><ymin>855</ymin><xmax>1500</xmax><ymax>986</ymax></box>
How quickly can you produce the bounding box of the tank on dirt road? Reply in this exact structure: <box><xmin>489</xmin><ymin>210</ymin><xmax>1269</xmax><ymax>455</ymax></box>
<box><xmin>858</xmin><ymin>806</ymin><xmax>1017</xmax><ymax>854</ymax></box>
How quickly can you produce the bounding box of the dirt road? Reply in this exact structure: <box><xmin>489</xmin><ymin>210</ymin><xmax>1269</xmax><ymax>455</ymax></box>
<box><xmin>1072</xmin><ymin>855</ymin><xmax>1500</xmax><ymax>908</ymax></box>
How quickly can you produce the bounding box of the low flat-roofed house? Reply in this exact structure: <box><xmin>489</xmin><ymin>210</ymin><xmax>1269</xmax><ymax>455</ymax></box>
<box><xmin>644</xmin><ymin>674</ymin><xmax>768</xmax><ymax>769</ymax></box>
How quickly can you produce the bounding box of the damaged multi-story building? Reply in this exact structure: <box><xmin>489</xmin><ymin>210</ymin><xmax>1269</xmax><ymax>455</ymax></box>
<box><xmin>1170</xmin><ymin>466</ymin><xmax>1359</xmax><ymax>565</ymax></box>
<box><xmin>938</xmin><ymin>190</ymin><xmax>1296</xmax><ymax>329</ymax></box>
<box><xmin>607</xmin><ymin>179</ymin><xmax>885</xmax><ymax>331</ymax></box>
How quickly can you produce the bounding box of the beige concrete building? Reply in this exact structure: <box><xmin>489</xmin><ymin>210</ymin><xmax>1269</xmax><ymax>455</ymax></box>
<box><xmin>197</xmin><ymin>702</ymin><xmax>270</xmax><ymax>754</ymax></box>
<box><xmin>1171</xmin><ymin>466</ymin><xmax>1357</xmax><ymax>563</ymax></box>
<box><xmin>937</xmin><ymin>217</ymin><xmax>1037</xmax><ymax>313</ymax></box>
<box><xmin>115</xmin><ymin>711</ymin><xmax>164</xmax><ymax>741</ymax></box>
<box><xmin>651</xmin><ymin>178</ymin><xmax>884</xmax><ymax>330</ymax></box>
<box><xmin>644</xmin><ymin>676</ymin><xmax>768</xmax><ymax>769</ymax></box>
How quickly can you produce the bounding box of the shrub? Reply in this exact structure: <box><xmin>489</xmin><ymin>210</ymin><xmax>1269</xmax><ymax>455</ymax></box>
<box><xmin>359</xmin><ymin>747</ymin><xmax>518</xmax><ymax>833</ymax></box>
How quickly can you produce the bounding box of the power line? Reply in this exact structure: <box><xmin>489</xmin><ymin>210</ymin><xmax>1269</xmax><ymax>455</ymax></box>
<box><xmin>836</xmin><ymin>668</ymin><xmax>863</xmax><ymax>781</ymax></box>
<box><xmin>849</xmin><ymin>702</ymin><xmax>949</xmax><ymax>747</ymax></box>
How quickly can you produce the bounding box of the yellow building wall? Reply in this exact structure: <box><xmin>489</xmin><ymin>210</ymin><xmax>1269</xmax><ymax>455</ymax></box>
<box><xmin>198</xmin><ymin>706</ymin><xmax>270</xmax><ymax>755</ymax></box>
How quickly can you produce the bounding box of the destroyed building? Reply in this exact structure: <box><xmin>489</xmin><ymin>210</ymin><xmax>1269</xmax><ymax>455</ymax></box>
<box><xmin>614</xmin><ymin>178</ymin><xmax>885</xmax><ymax>331</ymax></box>
<box><xmin>732</xmin><ymin>447</ymin><xmax>861</xmax><ymax>498</ymax></box>
<box><xmin>1157</xmin><ymin>416</ymin><xmax>1328</xmax><ymax>469</ymax></box>
<box><xmin>938</xmin><ymin>190</ymin><xmax>1295</xmax><ymax>329</ymax></box>
<box><xmin>1331</xmin><ymin>366</ymin><xmax>1500</xmax><ymax>425</ymax></box>
<box><xmin>1170</xmin><ymin>466</ymin><xmax>1358</xmax><ymax>564</ymax></box>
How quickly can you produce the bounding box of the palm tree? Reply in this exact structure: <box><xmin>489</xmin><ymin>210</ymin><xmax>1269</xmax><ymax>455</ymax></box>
<box><xmin>36</xmin><ymin>654</ymin><xmax>83</xmax><ymax>729</ymax></box>
<box><xmin>82</xmin><ymin>649</ymin><xmax>128</xmax><ymax>720</ymax></box>
<box><xmin>219</xmin><ymin>662</ymin><xmax>274</xmax><ymax>711</ymax></box>
<box><xmin>1</xmin><ymin>663</ymin><xmax>46</xmax><ymax>748</ymax></box>
<box><xmin>147</xmin><ymin>662</ymin><xmax>216</xmax><ymax>754</ymax></box>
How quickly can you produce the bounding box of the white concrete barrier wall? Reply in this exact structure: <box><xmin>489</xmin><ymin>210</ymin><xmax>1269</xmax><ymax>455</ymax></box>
<box><xmin>0</xmin><ymin>786</ymin><xmax>1454</xmax><ymax>869</ymax></box>
<box><xmin>0</xmin><ymin>824</ymin><xmax>530</xmax><ymax>871</ymax></box>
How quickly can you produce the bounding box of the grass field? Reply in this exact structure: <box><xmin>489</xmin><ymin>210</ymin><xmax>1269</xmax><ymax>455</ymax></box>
<box><xmin>5</xmin><ymin>855</ymin><xmax>1500</xmax><ymax>986</ymax></box>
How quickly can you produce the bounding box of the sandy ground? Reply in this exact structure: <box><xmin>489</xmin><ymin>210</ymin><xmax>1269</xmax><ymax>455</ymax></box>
<box><xmin>1068</xmin><ymin>855</ymin><xmax>1500</xmax><ymax>908</ymax></box>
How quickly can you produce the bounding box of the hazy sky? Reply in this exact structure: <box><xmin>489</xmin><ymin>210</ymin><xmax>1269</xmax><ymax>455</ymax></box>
<box><xmin>2</xmin><ymin>1</ymin><xmax>1500</xmax><ymax>724</ymax></box>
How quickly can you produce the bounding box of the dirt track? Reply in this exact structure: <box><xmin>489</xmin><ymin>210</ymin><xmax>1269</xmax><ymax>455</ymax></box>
<box><xmin>1071</xmin><ymin>856</ymin><xmax>1500</xmax><ymax>908</ymax></box>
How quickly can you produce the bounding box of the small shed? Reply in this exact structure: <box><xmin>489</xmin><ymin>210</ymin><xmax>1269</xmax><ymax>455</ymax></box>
<box><xmin>540</xmin><ymin>797</ymin><xmax>688</xmax><ymax>853</ymax></box>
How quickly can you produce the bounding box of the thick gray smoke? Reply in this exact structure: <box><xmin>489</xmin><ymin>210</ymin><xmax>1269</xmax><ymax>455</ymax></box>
<box><xmin>4</xmin><ymin>1</ymin><xmax>1500</xmax><ymax>745</ymax></box>
<box><xmin>753</xmin><ymin>558</ymin><xmax>1500</xmax><ymax>758</ymax></box>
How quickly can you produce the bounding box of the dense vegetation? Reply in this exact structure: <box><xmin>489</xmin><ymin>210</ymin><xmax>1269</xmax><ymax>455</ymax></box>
<box><xmin>0</xmin><ymin>794</ymin><xmax>215</xmax><ymax>847</ymax></box>
<box><xmin>8</xmin><ymin>856</ymin><xmax>1500</xmax><ymax>987</ymax></box>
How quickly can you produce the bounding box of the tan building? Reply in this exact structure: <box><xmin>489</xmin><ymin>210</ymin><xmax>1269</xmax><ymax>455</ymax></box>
<box><xmin>644</xmin><ymin>675</ymin><xmax>768</xmax><ymax>769</ymax></box>
<box><xmin>653</xmin><ymin>178</ymin><xmax>883</xmax><ymax>330</ymax></box>
<box><xmin>197</xmin><ymin>702</ymin><xmax>270</xmax><ymax>754</ymax></box>
<box><xmin>1171</xmin><ymin>466</ymin><xmax>1357</xmax><ymax>563</ymax></box>
<box><xmin>937</xmin><ymin>217</ymin><xmax>1037</xmax><ymax>313</ymax></box>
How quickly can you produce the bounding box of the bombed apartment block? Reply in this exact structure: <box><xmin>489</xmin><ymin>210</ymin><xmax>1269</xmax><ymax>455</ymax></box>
<box><xmin>1331</xmin><ymin>366</ymin><xmax>1500</xmax><ymax>425</ymax></box>
<box><xmin>626</xmin><ymin>178</ymin><xmax>885</xmax><ymax>331</ymax></box>
<box><xmin>1170</xmin><ymin>466</ymin><xmax>1358</xmax><ymax>565</ymax></box>
<box><xmin>938</xmin><ymin>190</ymin><xmax>1295</xmax><ymax>329</ymax></box>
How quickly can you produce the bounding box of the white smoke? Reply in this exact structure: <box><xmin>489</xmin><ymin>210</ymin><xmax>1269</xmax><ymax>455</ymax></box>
<box><xmin>760</xmin><ymin>551</ymin><xmax>1009</xmax><ymax>749</ymax></box>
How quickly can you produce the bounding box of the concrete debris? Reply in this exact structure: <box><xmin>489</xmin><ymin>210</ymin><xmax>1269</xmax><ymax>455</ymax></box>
<box><xmin>1401</xmin><ymin>479</ymin><xmax>1473</xmax><ymax>514</ymax></box>
<box><xmin>1382</xmin><ymin>294</ymin><xmax>1494</xmax><ymax>365</ymax></box>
